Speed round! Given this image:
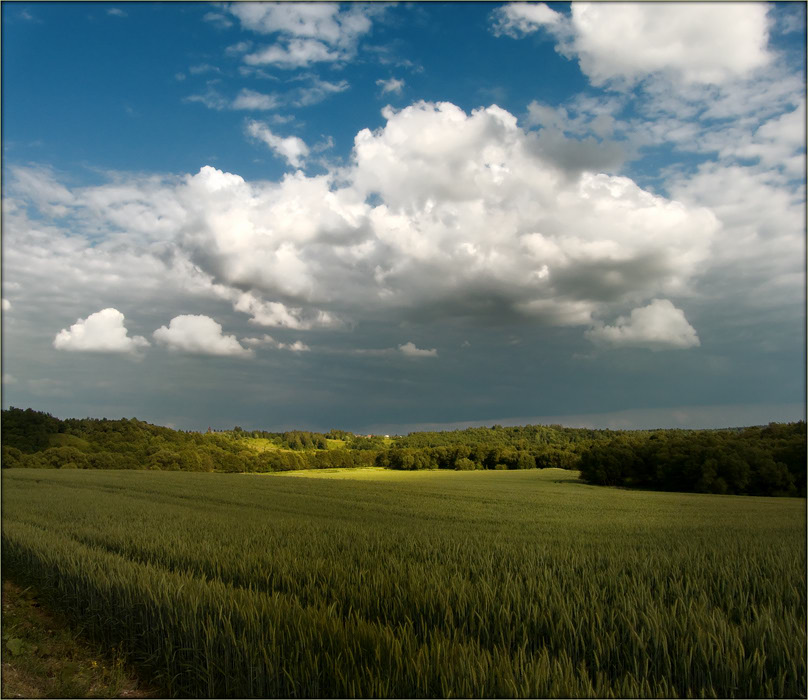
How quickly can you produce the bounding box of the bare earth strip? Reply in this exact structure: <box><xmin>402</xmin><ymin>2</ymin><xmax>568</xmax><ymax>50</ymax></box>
<box><xmin>1</xmin><ymin>580</ymin><xmax>163</xmax><ymax>699</ymax></box>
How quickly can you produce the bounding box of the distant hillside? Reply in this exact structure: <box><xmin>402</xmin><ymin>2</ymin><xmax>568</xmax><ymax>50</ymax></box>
<box><xmin>0</xmin><ymin>407</ymin><xmax>377</xmax><ymax>472</ymax></box>
<box><xmin>1</xmin><ymin>407</ymin><xmax>804</xmax><ymax>496</ymax></box>
<box><xmin>0</xmin><ymin>407</ymin><xmax>607</xmax><ymax>473</ymax></box>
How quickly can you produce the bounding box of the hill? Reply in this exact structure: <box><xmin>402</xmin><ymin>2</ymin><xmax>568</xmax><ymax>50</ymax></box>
<box><xmin>1</xmin><ymin>407</ymin><xmax>804</xmax><ymax>496</ymax></box>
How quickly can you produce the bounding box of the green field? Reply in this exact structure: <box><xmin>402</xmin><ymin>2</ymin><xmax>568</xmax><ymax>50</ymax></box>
<box><xmin>2</xmin><ymin>468</ymin><xmax>805</xmax><ymax>698</ymax></box>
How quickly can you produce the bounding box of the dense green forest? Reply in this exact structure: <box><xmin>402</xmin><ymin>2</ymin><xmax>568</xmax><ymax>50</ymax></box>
<box><xmin>578</xmin><ymin>422</ymin><xmax>806</xmax><ymax>496</ymax></box>
<box><xmin>0</xmin><ymin>408</ymin><xmax>377</xmax><ymax>473</ymax></box>
<box><xmin>1</xmin><ymin>407</ymin><xmax>805</xmax><ymax>496</ymax></box>
<box><xmin>0</xmin><ymin>407</ymin><xmax>600</xmax><ymax>473</ymax></box>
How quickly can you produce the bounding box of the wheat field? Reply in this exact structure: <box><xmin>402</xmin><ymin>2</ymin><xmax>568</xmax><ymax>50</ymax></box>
<box><xmin>2</xmin><ymin>467</ymin><xmax>805</xmax><ymax>698</ymax></box>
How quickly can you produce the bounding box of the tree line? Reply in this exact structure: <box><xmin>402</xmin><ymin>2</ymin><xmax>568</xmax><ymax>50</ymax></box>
<box><xmin>578</xmin><ymin>422</ymin><xmax>806</xmax><ymax>496</ymax></box>
<box><xmin>1</xmin><ymin>407</ymin><xmax>804</xmax><ymax>496</ymax></box>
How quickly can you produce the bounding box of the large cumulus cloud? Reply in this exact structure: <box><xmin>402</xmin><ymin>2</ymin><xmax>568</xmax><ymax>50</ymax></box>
<box><xmin>7</xmin><ymin>101</ymin><xmax>720</xmax><ymax>347</ymax></box>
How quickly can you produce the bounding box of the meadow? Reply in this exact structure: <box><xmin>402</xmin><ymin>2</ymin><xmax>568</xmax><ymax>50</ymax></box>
<box><xmin>2</xmin><ymin>467</ymin><xmax>805</xmax><ymax>698</ymax></box>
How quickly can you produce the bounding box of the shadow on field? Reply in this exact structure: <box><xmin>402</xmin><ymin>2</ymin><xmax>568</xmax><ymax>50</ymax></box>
<box><xmin>552</xmin><ymin>476</ymin><xmax>585</xmax><ymax>484</ymax></box>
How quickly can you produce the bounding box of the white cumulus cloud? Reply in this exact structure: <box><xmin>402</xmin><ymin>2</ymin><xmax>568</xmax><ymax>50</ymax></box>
<box><xmin>492</xmin><ymin>2</ymin><xmax>564</xmax><ymax>36</ymax></box>
<box><xmin>230</xmin><ymin>3</ymin><xmax>380</xmax><ymax>68</ymax></box>
<box><xmin>187</xmin><ymin>81</ymin><xmax>347</xmax><ymax>114</ymax></box>
<box><xmin>376</xmin><ymin>77</ymin><xmax>405</xmax><ymax>95</ymax></box>
<box><xmin>153</xmin><ymin>315</ymin><xmax>252</xmax><ymax>357</ymax></box>
<box><xmin>246</xmin><ymin>120</ymin><xmax>309</xmax><ymax>167</ymax></box>
<box><xmin>10</xmin><ymin>165</ymin><xmax>75</xmax><ymax>217</ymax></box>
<box><xmin>232</xmin><ymin>88</ymin><xmax>279</xmax><ymax>111</ymax></box>
<box><xmin>242</xmin><ymin>334</ymin><xmax>311</xmax><ymax>352</ymax></box>
<box><xmin>291</xmin><ymin>78</ymin><xmax>349</xmax><ymax>107</ymax></box>
<box><xmin>235</xmin><ymin>292</ymin><xmax>341</xmax><ymax>330</ymax></box>
<box><xmin>244</xmin><ymin>39</ymin><xmax>341</xmax><ymax>68</ymax></box>
<box><xmin>53</xmin><ymin>308</ymin><xmax>150</xmax><ymax>354</ymax></box>
<box><xmin>494</xmin><ymin>3</ymin><xmax>773</xmax><ymax>87</ymax></box>
<box><xmin>399</xmin><ymin>342</ymin><xmax>438</xmax><ymax>358</ymax></box>
<box><xmin>585</xmin><ymin>299</ymin><xmax>701</xmax><ymax>350</ymax></box>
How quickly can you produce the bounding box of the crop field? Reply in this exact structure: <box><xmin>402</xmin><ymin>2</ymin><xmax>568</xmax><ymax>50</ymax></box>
<box><xmin>2</xmin><ymin>467</ymin><xmax>805</xmax><ymax>698</ymax></box>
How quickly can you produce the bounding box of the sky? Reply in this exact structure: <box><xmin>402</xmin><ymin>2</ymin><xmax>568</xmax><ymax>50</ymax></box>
<box><xmin>1</xmin><ymin>1</ymin><xmax>805</xmax><ymax>434</ymax></box>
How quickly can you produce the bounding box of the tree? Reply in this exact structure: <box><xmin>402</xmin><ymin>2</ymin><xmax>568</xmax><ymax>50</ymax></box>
<box><xmin>2</xmin><ymin>445</ymin><xmax>24</xmax><ymax>468</ymax></box>
<box><xmin>147</xmin><ymin>449</ymin><xmax>182</xmax><ymax>471</ymax></box>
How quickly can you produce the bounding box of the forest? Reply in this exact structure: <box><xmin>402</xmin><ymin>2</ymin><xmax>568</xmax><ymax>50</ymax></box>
<box><xmin>578</xmin><ymin>423</ymin><xmax>806</xmax><ymax>496</ymax></box>
<box><xmin>1</xmin><ymin>407</ymin><xmax>804</xmax><ymax>496</ymax></box>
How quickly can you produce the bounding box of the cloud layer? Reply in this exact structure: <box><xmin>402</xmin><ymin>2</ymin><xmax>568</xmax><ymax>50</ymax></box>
<box><xmin>2</xmin><ymin>2</ymin><xmax>804</xmax><ymax>432</ymax></box>
<box><xmin>242</xmin><ymin>334</ymin><xmax>310</xmax><ymax>352</ymax></box>
<box><xmin>9</xmin><ymin>101</ymin><xmax>727</xmax><ymax>351</ymax></box>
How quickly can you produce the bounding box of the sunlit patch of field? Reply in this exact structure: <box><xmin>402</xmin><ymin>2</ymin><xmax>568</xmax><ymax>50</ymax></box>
<box><xmin>255</xmin><ymin>465</ymin><xmax>538</xmax><ymax>478</ymax></box>
<box><xmin>3</xmin><ymin>468</ymin><xmax>804</xmax><ymax>698</ymax></box>
<box><xmin>235</xmin><ymin>437</ymin><xmax>350</xmax><ymax>453</ymax></box>
<box><xmin>254</xmin><ymin>466</ymin><xmax>581</xmax><ymax>483</ymax></box>
<box><xmin>254</xmin><ymin>465</ymin><xmax>393</xmax><ymax>478</ymax></box>
<box><xmin>236</xmin><ymin>437</ymin><xmax>282</xmax><ymax>452</ymax></box>
<box><xmin>47</xmin><ymin>433</ymin><xmax>93</xmax><ymax>450</ymax></box>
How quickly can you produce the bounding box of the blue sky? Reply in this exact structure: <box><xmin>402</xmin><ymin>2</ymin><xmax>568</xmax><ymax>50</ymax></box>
<box><xmin>2</xmin><ymin>2</ymin><xmax>805</xmax><ymax>433</ymax></box>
